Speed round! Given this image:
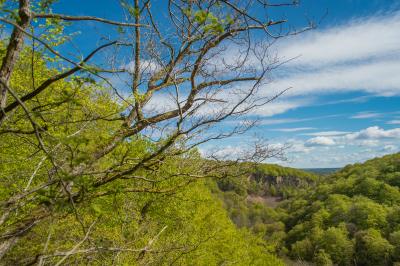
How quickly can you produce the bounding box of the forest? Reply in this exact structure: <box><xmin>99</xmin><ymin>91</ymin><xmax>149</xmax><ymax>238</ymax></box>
<box><xmin>1</xmin><ymin>0</ymin><xmax>399</xmax><ymax>265</ymax></box>
<box><xmin>212</xmin><ymin>153</ymin><xmax>400</xmax><ymax>266</ymax></box>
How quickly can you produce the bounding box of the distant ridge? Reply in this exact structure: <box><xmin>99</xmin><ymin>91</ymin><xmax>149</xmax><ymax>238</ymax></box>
<box><xmin>302</xmin><ymin>168</ymin><xmax>340</xmax><ymax>174</ymax></box>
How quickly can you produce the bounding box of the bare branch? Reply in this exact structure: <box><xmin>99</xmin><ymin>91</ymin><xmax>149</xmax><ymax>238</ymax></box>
<box><xmin>54</xmin><ymin>219</ymin><xmax>97</xmax><ymax>266</ymax></box>
<box><xmin>33</xmin><ymin>12</ymin><xmax>148</xmax><ymax>27</ymax></box>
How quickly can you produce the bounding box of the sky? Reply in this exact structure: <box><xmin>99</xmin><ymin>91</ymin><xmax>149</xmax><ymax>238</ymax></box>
<box><xmin>36</xmin><ymin>0</ymin><xmax>400</xmax><ymax>168</ymax></box>
<box><xmin>201</xmin><ymin>0</ymin><xmax>400</xmax><ymax>168</ymax></box>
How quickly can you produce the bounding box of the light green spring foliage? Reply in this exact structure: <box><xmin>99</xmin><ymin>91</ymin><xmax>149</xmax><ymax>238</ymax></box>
<box><xmin>0</xmin><ymin>46</ymin><xmax>283</xmax><ymax>265</ymax></box>
<box><xmin>281</xmin><ymin>153</ymin><xmax>400</xmax><ymax>265</ymax></box>
<box><xmin>209</xmin><ymin>162</ymin><xmax>317</xmax><ymax>256</ymax></box>
<box><xmin>7</xmin><ymin>179</ymin><xmax>283</xmax><ymax>265</ymax></box>
<box><xmin>210</xmin><ymin>153</ymin><xmax>400</xmax><ymax>265</ymax></box>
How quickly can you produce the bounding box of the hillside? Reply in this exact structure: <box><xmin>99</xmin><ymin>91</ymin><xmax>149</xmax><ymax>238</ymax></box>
<box><xmin>210</xmin><ymin>154</ymin><xmax>400</xmax><ymax>265</ymax></box>
<box><xmin>303</xmin><ymin>168</ymin><xmax>341</xmax><ymax>175</ymax></box>
<box><xmin>209</xmin><ymin>162</ymin><xmax>319</xmax><ymax>253</ymax></box>
<box><xmin>280</xmin><ymin>153</ymin><xmax>400</xmax><ymax>265</ymax></box>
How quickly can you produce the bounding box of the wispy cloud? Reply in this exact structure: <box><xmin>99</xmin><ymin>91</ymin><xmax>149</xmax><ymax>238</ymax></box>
<box><xmin>302</xmin><ymin>131</ymin><xmax>350</xmax><ymax>136</ymax></box>
<box><xmin>388</xmin><ymin>120</ymin><xmax>400</xmax><ymax>125</ymax></box>
<box><xmin>253</xmin><ymin>11</ymin><xmax>400</xmax><ymax>116</ymax></box>
<box><xmin>351</xmin><ymin>111</ymin><xmax>382</xmax><ymax>119</ymax></box>
<box><xmin>272</xmin><ymin>127</ymin><xmax>315</xmax><ymax>132</ymax></box>
<box><xmin>259</xmin><ymin>114</ymin><xmax>341</xmax><ymax>125</ymax></box>
<box><xmin>267</xmin><ymin>59</ymin><xmax>400</xmax><ymax>97</ymax></box>
<box><xmin>324</xmin><ymin>95</ymin><xmax>373</xmax><ymax>105</ymax></box>
<box><xmin>117</xmin><ymin>12</ymin><xmax>400</xmax><ymax>122</ymax></box>
<box><xmin>251</xmin><ymin>99</ymin><xmax>309</xmax><ymax>117</ymax></box>
<box><xmin>278</xmin><ymin>12</ymin><xmax>400</xmax><ymax>68</ymax></box>
<box><xmin>304</xmin><ymin>126</ymin><xmax>400</xmax><ymax>142</ymax></box>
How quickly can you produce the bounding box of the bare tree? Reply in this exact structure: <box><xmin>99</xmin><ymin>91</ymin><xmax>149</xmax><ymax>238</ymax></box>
<box><xmin>0</xmin><ymin>0</ymin><xmax>309</xmax><ymax>262</ymax></box>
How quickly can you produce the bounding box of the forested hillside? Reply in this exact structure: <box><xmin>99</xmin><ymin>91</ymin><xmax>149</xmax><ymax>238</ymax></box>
<box><xmin>210</xmin><ymin>154</ymin><xmax>400</xmax><ymax>266</ymax></box>
<box><xmin>209</xmin><ymin>162</ymin><xmax>319</xmax><ymax>254</ymax></box>
<box><xmin>0</xmin><ymin>44</ymin><xmax>282</xmax><ymax>265</ymax></box>
<box><xmin>280</xmin><ymin>153</ymin><xmax>400</xmax><ymax>265</ymax></box>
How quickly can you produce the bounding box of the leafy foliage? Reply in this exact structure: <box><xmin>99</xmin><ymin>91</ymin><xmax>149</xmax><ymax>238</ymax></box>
<box><xmin>209</xmin><ymin>162</ymin><xmax>317</xmax><ymax>255</ymax></box>
<box><xmin>210</xmin><ymin>153</ymin><xmax>400</xmax><ymax>265</ymax></box>
<box><xmin>0</xmin><ymin>46</ymin><xmax>283</xmax><ymax>265</ymax></box>
<box><xmin>280</xmin><ymin>153</ymin><xmax>400</xmax><ymax>265</ymax></box>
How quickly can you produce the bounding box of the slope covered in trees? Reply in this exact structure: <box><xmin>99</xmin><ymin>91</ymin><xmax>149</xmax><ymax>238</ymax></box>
<box><xmin>209</xmin><ymin>162</ymin><xmax>319</xmax><ymax>254</ymax></box>
<box><xmin>0</xmin><ymin>44</ymin><xmax>283</xmax><ymax>265</ymax></box>
<box><xmin>210</xmin><ymin>154</ymin><xmax>400</xmax><ymax>266</ymax></box>
<box><xmin>281</xmin><ymin>153</ymin><xmax>400</xmax><ymax>265</ymax></box>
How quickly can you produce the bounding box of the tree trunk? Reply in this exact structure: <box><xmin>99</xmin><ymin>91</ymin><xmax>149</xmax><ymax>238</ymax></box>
<box><xmin>0</xmin><ymin>0</ymin><xmax>31</xmax><ymax>124</ymax></box>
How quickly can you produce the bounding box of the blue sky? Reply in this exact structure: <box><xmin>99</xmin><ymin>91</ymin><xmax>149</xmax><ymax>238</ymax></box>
<box><xmin>41</xmin><ymin>1</ymin><xmax>400</xmax><ymax>168</ymax></box>
<box><xmin>196</xmin><ymin>0</ymin><xmax>400</xmax><ymax>168</ymax></box>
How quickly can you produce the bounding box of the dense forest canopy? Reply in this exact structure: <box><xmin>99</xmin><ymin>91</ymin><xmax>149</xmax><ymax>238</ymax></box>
<box><xmin>281</xmin><ymin>153</ymin><xmax>400</xmax><ymax>265</ymax></box>
<box><xmin>210</xmin><ymin>153</ymin><xmax>400</xmax><ymax>266</ymax></box>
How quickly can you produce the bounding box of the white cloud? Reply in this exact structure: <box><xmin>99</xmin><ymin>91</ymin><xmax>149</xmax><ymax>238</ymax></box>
<box><xmin>251</xmin><ymin>99</ymin><xmax>308</xmax><ymax>117</ymax></box>
<box><xmin>305</xmin><ymin>136</ymin><xmax>336</xmax><ymax>146</ymax></box>
<box><xmin>113</xmin><ymin>12</ymin><xmax>400</xmax><ymax>123</ymax></box>
<box><xmin>303</xmin><ymin>131</ymin><xmax>350</xmax><ymax>137</ymax></box>
<box><xmin>346</xmin><ymin>126</ymin><xmax>400</xmax><ymax>140</ymax></box>
<box><xmin>298</xmin><ymin>126</ymin><xmax>400</xmax><ymax>150</ymax></box>
<box><xmin>195</xmin><ymin>12</ymin><xmax>400</xmax><ymax>120</ymax></box>
<box><xmin>324</xmin><ymin>95</ymin><xmax>373</xmax><ymax>105</ymax></box>
<box><xmin>124</xmin><ymin>59</ymin><xmax>161</xmax><ymax>74</ymax></box>
<box><xmin>278</xmin><ymin>12</ymin><xmax>400</xmax><ymax>68</ymax></box>
<box><xmin>357</xmin><ymin>140</ymin><xmax>380</xmax><ymax>147</ymax></box>
<box><xmin>259</xmin><ymin>114</ymin><xmax>341</xmax><ymax>125</ymax></box>
<box><xmin>302</xmin><ymin>127</ymin><xmax>400</xmax><ymax>148</ymax></box>
<box><xmin>388</xmin><ymin>120</ymin><xmax>400</xmax><ymax>125</ymax></box>
<box><xmin>351</xmin><ymin>112</ymin><xmax>382</xmax><ymax>119</ymax></box>
<box><xmin>283</xmin><ymin>128</ymin><xmax>400</xmax><ymax>167</ymax></box>
<box><xmin>272</xmin><ymin>127</ymin><xmax>315</xmax><ymax>132</ymax></box>
<box><xmin>253</xmin><ymin>12</ymin><xmax>400</xmax><ymax>113</ymax></box>
<box><xmin>209</xmin><ymin>145</ymin><xmax>243</xmax><ymax>159</ymax></box>
<box><xmin>259</xmin><ymin>118</ymin><xmax>305</xmax><ymax>125</ymax></box>
<box><xmin>288</xmin><ymin>140</ymin><xmax>314</xmax><ymax>154</ymax></box>
<box><xmin>115</xmin><ymin>13</ymin><xmax>400</xmax><ymax>121</ymax></box>
<box><xmin>143</xmin><ymin>92</ymin><xmax>176</xmax><ymax>114</ymax></box>
<box><xmin>199</xmin><ymin>126</ymin><xmax>400</xmax><ymax>168</ymax></box>
<box><xmin>267</xmin><ymin>59</ymin><xmax>400</xmax><ymax>97</ymax></box>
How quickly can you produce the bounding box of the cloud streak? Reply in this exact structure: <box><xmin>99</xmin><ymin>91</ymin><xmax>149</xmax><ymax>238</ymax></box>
<box><xmin>268</xmin><ymin>59</ymin><xmax>400</xmax><ymax>97</ymax></box>
<box><xmin>388</xmin><ymin>120</ymin><xmax>400</xmax><ymax>125</ymax></box>
<box><xmin>272</xmin><ymin>127</ymin><xmax>315</xmax><ymax>132</ymax></box>
<box><xmin>278</xmin><ymin>12</ymin><xmax>400</xmax><ymax>68</ymax></box>
<box><xmin>351</xmin><ymin>112</ymin><xmax>382</xmax><ymax>119</ymax></box>
<box><xmin>250</xmin><ymin>11</ymin><xmax>400</xmax><ymax>117</ymax></box>
<box><xmin>302</xmin><ymin>131</ymin><xmax>350</xmax><ymax>137</ymax></box>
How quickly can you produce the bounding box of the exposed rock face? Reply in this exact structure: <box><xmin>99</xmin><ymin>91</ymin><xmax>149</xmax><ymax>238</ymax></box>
<box><xmin>250</xmin><ymin>172</ymin><xmax>310</xmax><ymax>187</ymax></box>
